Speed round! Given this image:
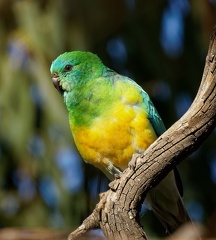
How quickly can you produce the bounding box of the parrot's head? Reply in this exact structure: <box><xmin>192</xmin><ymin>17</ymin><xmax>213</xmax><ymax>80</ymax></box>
<box><xmin>50</xmin><ymin>51</ymin><xmax>105</xmax><ymax>96</ymax></box>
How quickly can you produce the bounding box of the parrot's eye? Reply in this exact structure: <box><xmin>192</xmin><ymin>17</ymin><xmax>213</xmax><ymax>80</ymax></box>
<box><xmin>64</xmin><ymin>65</ymin><xmax>72</xmax><ymax>72</ymax></box>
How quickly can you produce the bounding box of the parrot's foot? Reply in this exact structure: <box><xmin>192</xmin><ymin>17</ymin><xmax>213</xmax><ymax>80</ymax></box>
<box><xmin>102</xmin><ymin>158</ymin><xmax>122</xmax><ymax>178</ymax></box>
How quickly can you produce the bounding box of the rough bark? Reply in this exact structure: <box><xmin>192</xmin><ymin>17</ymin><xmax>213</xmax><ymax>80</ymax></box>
<box><xmin>68</xmin><ymin>26</ymin><xmax>216</xmax><ymax>240</ymax></box>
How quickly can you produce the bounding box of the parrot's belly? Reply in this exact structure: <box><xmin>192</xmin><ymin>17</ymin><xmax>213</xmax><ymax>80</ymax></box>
<box><xmin>71</xmin><ymin>102</ymin><xmax>157</xmax><ymax>171</ymax></box>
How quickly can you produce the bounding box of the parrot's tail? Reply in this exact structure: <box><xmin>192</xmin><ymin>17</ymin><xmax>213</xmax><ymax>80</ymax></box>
<box><xmin>151</xmin><ymin>195</ymin><xmax>191</xmax><ymax>234</ymax></box>
<box><xmin>144</xmin><ymin>171</ymin><xmax>191</xmax><ymax>234</ymax></box>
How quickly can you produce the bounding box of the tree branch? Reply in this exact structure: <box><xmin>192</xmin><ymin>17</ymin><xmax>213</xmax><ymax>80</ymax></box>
<box><xmin>68</xmin><ymin>26</ymin><xmax>216</xmax><ymax>240</ymax></box>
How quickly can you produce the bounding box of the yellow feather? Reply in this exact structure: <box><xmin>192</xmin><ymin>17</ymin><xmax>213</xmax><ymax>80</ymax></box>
<box><xmin>71</xmin><ymin>92</ymin><xmax>157</xmax><ymax>171</ymax></box>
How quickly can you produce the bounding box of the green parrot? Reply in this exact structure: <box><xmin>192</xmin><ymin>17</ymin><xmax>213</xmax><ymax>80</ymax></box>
<box><xmin>50</xmin><ymin>51</ymin><xmax>190</xmax><ymax>233</ymax></box>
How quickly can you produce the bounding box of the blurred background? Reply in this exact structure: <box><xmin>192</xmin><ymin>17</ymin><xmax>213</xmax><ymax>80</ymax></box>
<box><xmin>0</xmin><ymin>0</ymin><xmax>216</xmax><ymax>238</ymax></box>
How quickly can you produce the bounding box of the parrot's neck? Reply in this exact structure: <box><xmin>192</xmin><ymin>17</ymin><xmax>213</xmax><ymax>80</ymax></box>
<box><xmin>64</xmin><ymin>76</ymin><xmax>117</xmax><ymax>128</ymax></box>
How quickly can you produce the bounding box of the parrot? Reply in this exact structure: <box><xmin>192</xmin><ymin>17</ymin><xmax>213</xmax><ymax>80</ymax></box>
<box><xmin>50</xmin><ymin>51</ymin><xmax>190</xmax><ymax>233</ymax></box>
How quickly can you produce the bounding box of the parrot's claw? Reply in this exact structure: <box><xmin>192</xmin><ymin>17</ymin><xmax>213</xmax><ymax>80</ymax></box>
<box><xmin>102</xmin><ymin>158</ymin><xmax>123</xmax><ymax>178</ymax></box>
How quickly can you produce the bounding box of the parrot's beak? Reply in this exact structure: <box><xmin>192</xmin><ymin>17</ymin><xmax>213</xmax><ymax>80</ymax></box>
<box><xmin>51</xmin><ymin>73</ymin><xmax>64</xmax><ymax>95</ymax></box>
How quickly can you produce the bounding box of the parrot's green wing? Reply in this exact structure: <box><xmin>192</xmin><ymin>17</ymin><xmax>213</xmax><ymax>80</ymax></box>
<box><xmin>140</xmin><ymin>90</ymin><xmax>166</xmax><ymax>136</ymax></box>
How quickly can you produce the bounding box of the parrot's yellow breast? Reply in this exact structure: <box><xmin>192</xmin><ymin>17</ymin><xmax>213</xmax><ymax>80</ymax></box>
<box><xmin>70</xmin><ymin>80</ymin><xmax>158</xmax><ymax>172</ymax></box>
